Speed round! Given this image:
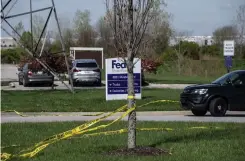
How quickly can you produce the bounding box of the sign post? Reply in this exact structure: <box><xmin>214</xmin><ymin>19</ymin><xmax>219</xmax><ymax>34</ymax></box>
<box><xmin>223</xmin><ymin>40</ymin><xmax>234</xmax><ymax>73</ymax></box>
<box><xmin>105</xmin><ymin>58</ymin><xmax>141</xmax><ymax>101</ymax></box>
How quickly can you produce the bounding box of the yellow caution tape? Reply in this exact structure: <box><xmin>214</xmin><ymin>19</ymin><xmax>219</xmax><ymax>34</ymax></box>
<box><xmin>19</xmin><ymin>143</ymin><xmax>50</xmax><ymax>158</ymax></box>
<box><xmin>0</xmin><ymin>125</ymin><xmax>224</xmax><ymax>160</ymax></box>
<box><xmin>5</xmin><ymin>105</ymin><xmax>129</xmax><ymax>160</ymax></box>
<box><xmin>127</xmin><ymin>95</ymin><xmax>135</xmax><ymax>99</ymax></box>
<box><xmin>1</xmin><ymin>99</ymin><xmax>180</xmax><ymax>117</ymax></box>
<box><xmin>2</xmin><ymin>110</ymin><xmax>107</xmax><ymax>117</ymax></box>
<box><xmin>1</xmin><ymin>99</ymin><xmax>203</xmax><ymax>161</ymax></box>
<box><xmin>30</xmin><ymin>105</ymin><xmax>128</xmax><ymax>149</ymax></box>
<box><xmin>1</xmin><ymin>153</ymin><xmax>11</xmax><ymax>161</ymax></box>
<box><xmin>138</xmin><ymin>100</ymin><xmax>179</xmax><ymax>108</ymax></box>
<box><xmin>70</xmin><ymin>127</ymin><xmax>174</xmax><ymax>139</ymax></box>
<box><xmin>1</xmin><ymin>144</ymin><xmax>21</xmax><ymax>149</ymax></box>
<box><xmin>2</xmin><ymin>110</ymin><xmax>29</xmax><ymax>117</ymax></box>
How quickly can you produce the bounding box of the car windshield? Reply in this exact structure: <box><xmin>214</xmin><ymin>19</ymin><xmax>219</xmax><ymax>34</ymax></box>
<box><xmin>76</xmin><ymin>62</ymin><xmax>97</xmax><ymax>68</ymax></box>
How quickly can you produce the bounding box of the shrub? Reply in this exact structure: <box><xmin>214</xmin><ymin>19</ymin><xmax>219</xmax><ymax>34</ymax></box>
<box><xmin>19</xmin><ymin>53</ymin><xmax>72</xmax><ymax>74</ymax></box>
<box><xmin>1</xmin><ymin>48</ymin><xmax>27</xmax><ymax>64</ymax></box>
<box><xmin>141</xmin><ymin>59</ymin><xmax>162</xmax><ymax>74</ymax></box>
<box><xmin>160</xmin><ymin>47</ymin><xmax>178</xmax><ymax>61</ymax></box>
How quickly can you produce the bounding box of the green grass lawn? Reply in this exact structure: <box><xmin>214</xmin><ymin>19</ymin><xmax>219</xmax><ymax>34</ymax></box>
<box><xmin>1</xmin><ymin>89</ymin><xmax>182</xmax><ymax>112</ymax></box>
<box><xmin>1</xmin><ymin>121</ymin><xmax>245</xmax><ymax>161</ymax></box>
<box><xmin>145</xmin><ymin>73</ymin><xmax>215</xmax><ymax>84</ymax></box>
<box><xmin>101</xmin><ymin>69</ymin><xmax>214</xmax><ymax>84</ymax></box>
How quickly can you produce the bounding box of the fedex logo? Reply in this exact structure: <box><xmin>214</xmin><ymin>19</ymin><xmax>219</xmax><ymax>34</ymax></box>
<box><xmin>112</xmin><ymin>60</ymin><xmax>126</xmax><ymax>69</ymax></box>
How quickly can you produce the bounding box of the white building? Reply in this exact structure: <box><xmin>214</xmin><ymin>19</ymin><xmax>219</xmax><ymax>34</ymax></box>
<box><xmin>169</xmin><ymin>36</ymin><xmax>214</xmax><ymax>46</ymax></box>
<box><xmin>0</xmin><ymin>37</ymin><xmax>17</xmax><ymax>49</ymax></box>
<box><xmin>0</xmin><ymin>36</ymin><xmax>56</xmax><ymax>50</ymax></box>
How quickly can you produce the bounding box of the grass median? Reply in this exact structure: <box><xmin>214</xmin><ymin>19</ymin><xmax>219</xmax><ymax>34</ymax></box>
<box><xmin>1</xmin><ymin>88</ymin><xmax>182</xmax><ymax>112</ymax></box>
<box><xmin>145</xmin><ymin>73</ymin><xmax>215</xmax><ymax>84</ymax></box>
<box><xmin>1</xmin><ymin>121</ymin><xmax>245</xmax><ymax>161</ymax></box>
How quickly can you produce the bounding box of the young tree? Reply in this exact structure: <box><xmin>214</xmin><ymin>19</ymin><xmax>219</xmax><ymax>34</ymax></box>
<box><xmin>236</xmin><ymin>4</ymin><xmax>245</xmax><ymax>57</ymax></box>
<box><xmin>105</xmin><ymin>0</ymin><xmax>165</xmax><ymax>149</ymax></box>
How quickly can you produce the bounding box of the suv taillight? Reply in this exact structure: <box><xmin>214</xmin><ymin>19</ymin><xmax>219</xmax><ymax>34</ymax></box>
<box><xmin>73</xmin><ymin>68</ymin><xmax>80</xmax><ymax>72</ymax></box>
<box><xmin>28</xmin><ymin>71</ymin><xmax>32</xmax><ymax>76</ymax></box>
<box><xmin>93</xmin><ymin>69</ymin><xmax>100</xmax><ymax>72</ymax></box>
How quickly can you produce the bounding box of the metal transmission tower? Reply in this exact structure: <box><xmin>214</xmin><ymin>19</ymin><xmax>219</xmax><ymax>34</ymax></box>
<box><xmin>1</xmin><ymin>0</ymin><xmax>75</xmax><ymax>93</ymax></box>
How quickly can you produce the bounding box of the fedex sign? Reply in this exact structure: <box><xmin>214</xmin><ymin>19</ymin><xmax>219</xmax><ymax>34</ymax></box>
<box><xmin>105</xmin><ymin>57</ymin><xmax>141</xmax><ymax>101</ymax></box>
<box><xmin>112</xmin><ymin>60</ymin><xmax>126</xmax><ymax>69</ymax></box>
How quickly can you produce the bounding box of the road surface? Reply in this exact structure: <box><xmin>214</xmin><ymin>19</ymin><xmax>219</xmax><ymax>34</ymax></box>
<box><xmin>1</xmin><ymin>64</ymin><xmax>18</xmax><ymax>82</ymax></box>
<box><xmin>2</xmin><ymin>111</ymin><xmax>245</xmax><ymax>123</ymax></box>
<box><xmin>1</xmin><ymin>81</ymin><xmax>191</xmax><ymax>90</ymax></box>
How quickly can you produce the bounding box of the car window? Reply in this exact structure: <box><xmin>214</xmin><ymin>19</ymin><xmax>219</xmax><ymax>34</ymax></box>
<box><xmin>229</xmin><ymin>73</ymin><xmax>242</xmax><ymax>85</ymax></box>
<box><xmin>212</xmin><ymin>73</ymin><xmax>230</xmax><ymax>85</ymax></box>
<box><xmin>212</xmin><ymin>72</ymin><xmax>244</xmax><ymax>86</ymax></box>
<box><xmin>238</xmin><ymin>73</ymin><xmax>245</xmax><ymax>85</ymax></box>
<box><xmin>76</xmin><ymin>62</ymin><xmax>97</xmax><ymax>68</ymax></box>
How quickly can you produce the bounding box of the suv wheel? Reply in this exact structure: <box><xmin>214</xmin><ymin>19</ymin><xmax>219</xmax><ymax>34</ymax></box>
<box><xmin>191</xmin><ymin>109</ymin><xmax>207</xmax><ymax>116</ymax></box>
<box><xmin>19</xmin><ymin>78</ymin><xmax>23</xmax><ymax>85</ymax></box>
<box><xmin>96</xmin><ymin>79</ymin><xmax>101</xmax><ymax>87</ymax></box>
<box><xmin>23</xmin><ymin>78</ymin><xmax>28</xmax><ymax>87</ymax></box>
<box><xmin>73</xmin><ymin>82</ymin><xmax>77</xmax><ymax>87</ymax></box>
<box><xmin>209</xmin><ymin>97</ymin><xmax>227</xmax><ymax>117</ymax></box>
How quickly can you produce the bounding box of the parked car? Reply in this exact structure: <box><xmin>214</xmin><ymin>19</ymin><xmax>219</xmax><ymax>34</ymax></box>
<box><xmin>69</xmin><ymin>59</ymin><xmax>101</xmax><ymax>86</ymax></box>
<box><xmin>180</xmin><ymin>70</ymin><xmax>245</xmax><ymax>116</ymax></box>
<box><xmin>18</xmin><ymin>63</ymin><xmax>54</xmax><ymax>87</ymax></box>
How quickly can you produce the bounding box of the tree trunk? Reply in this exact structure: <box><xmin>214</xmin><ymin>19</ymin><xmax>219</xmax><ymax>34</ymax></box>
<box><xmin>127</xmin><ymin>57</ymin><xmax>136</xmax><ymax>149</ymax></box>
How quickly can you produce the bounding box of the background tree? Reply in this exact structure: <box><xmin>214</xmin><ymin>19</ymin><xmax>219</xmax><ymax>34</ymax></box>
<box><xmin>12</xmin><ymin>21</ymin><xmax>24</xmax><ymax>42</ymax></box>
<box><xmin>32</xmin><ymin>15</ymin><xmax>45</xmax><ymax>42</ymax></box>
<box><xmin>147</xmin><ymin>7</ymin><xmax>172</xmax><ymax>56</ymax></box>
<box><xmin>212</xmin><ymin>25</ymin><xmax>238</xmax><ymax>47</ymax></box>
<box><xmin>73</xmin><ymin>9</ymin><xmax>97</xmax><ymax>46</ymax></box>
<box><xmin>95</xmin><ymin>16</ymin><xmax>114</xmax><ymax>57</ymax></box>
<box><xmin>20</xmin><ymin>31</ymin><xmax>33</xmax><ymax>51</ymax></box>
<box><xmin>54</xmin><ymin>16</ymin><xmax>75</xmax><ymax>52</ymax></box>
<box><xmin>105</xmin><ymin>0</ymin><xmax>166</xmax><ymax>149</ymax></box>
<box><xmin>235</xmin><ymin>4</ymin><xmax>245</xmax><ymax>58</ymax></box>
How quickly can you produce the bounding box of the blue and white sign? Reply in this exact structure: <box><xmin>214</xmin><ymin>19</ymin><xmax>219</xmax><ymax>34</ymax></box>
<box><xmin>223</xmin><ymin>40</ymin><xmax>235</xmax><ymax>56</ymax></box>
<box><xmin>105</xmin><ymin>58</ymin><xmax>141</xmax><ymax>100</ymax></box>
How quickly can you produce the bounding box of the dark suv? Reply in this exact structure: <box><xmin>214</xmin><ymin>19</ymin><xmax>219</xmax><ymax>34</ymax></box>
<box><xmin>180</xmin><ymin>70</ymin><xmax>245</xmax><ymax>116</ymax></box>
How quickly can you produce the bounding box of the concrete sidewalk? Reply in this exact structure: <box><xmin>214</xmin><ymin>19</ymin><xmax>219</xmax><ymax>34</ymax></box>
<box><xmin>2</xmin><ymin>111</ymin><xmax>245</xmax><ymax>123</ymax></box>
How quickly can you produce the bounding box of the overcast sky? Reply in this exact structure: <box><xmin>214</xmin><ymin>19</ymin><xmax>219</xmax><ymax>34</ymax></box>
<box><xmin>1</xmin><ymin>0</ymin><xmax>244</xmax><ymax>37</ymax></box>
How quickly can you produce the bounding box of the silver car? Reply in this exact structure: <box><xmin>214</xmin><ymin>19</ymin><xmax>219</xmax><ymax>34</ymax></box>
<box><xmin>69</xmin><ymin>59</ymin><xmax>101</xmax><ymax>86</ymax></box>
<box><xmin>18</xmin><ymin>63</ymin><xmax>54</xmax><ymax>87</ymax></box>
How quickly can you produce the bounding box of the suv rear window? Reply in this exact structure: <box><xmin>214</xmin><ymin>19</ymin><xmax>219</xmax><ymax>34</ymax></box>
<box><xmin>76</xmin><ymin>62</ymin><xmax>98</xmax><ymax>68</ymax></box>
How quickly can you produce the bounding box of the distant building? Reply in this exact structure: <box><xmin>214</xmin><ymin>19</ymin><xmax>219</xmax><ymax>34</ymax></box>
<box><xmin>169</xmin><ymin>36</ymin><xmax>214</xmax><ymax>46</ymax></box>
<box><xmin>0</xmin><ymin>36</ymin><xmax>57</xmax><ymax>50</ymax></box>
<box><xmin>0</xmin><ymin>37</ymin><xmax>17</xmax><ymax>49</ymax></box>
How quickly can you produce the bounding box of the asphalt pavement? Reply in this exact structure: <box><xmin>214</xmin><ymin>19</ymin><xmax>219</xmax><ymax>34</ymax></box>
<box><xmin>2</xmin><ymin>111</ymin><xmax>245</xmax><ymax>123</ymax></box>
<box><xmin>1</xmin><ymin>81</ymin><xmax>192</xmax><ymax>90</ymax></box>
